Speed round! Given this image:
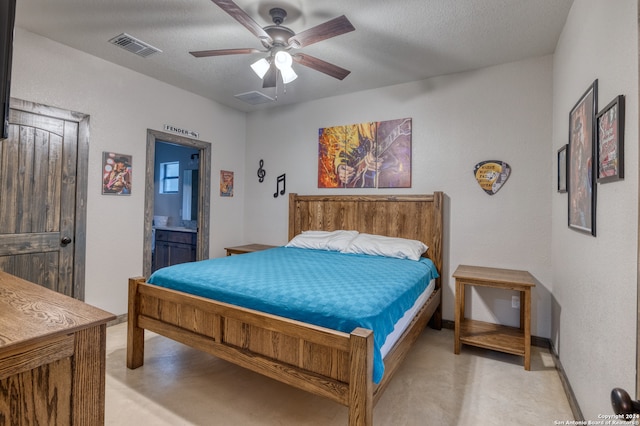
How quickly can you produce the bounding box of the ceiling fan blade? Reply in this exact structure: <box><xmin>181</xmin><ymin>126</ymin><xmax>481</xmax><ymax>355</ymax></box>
<box><xmin>262</xmin><ymin>63</ymin><xmax>277</xmax><ymax>88</ymax></box>
<box><xmin>287</xmin><ymin>15</ymin><xmax>355</xmax><ymax>49</ymax></box>
<box><xmin>293</xmin><ymin>54</ymin><xmax>351</xmax><ymax>80</ymax></box>
<box><xmin>211</xmin><ymin>0</ymin><xmax>273</xmax><ymax>46</ymax></box>
<box><xmin>190</xmin><ymin>48</ymin><xmax>260</xmax><ymax>58</ymax></box>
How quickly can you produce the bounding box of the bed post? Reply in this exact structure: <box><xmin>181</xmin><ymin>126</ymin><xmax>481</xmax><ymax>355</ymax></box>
<box><xmin>288</xmin><ymin>193</ymin><xmax>298</xmax><ymax>241</ymax></box>
<box><xmin>431</xmin><ymin>191</ymin><xmax>444</xmax><ymax>330</ymax></box>
<box><xmin>127</xmin><ymin>277</ymin><xmax>145</xmax><ymax>369</ymax></box>
<box><xmin>349</xmin><ymin>328</ymin><xmax>374</xmax><ymax>426</ymax></box>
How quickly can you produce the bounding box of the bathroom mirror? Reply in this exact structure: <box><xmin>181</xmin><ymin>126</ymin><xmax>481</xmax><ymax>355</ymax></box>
<box><xmin>182</xmin><ymin>169</ymin><xmax>199</xmax><ymax>221</ymax></box>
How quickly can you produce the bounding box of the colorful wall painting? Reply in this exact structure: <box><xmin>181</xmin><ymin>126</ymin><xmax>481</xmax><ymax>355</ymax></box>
<box><xmin>568</xmin><ymin>80</ymin><xmax>597</xmax><ymax>236</ymax></box>
<box><xmin>102</xmin><ymin>152</ymin><xmax>132</xmax><ymax>195</ymax></box>
<box><xmin>318</xmin><ymin>118</ymin><xmax>412</xmax><ymax>188</ymax></box>
<box><xmin>220</xmin><ymin>170</ymin><xmax>234</xmax><ymax>197</ymax></box>
<box><xmin>596</xmin><ymin>95</ymin><xmax>624</xmax><ymax>183</ymax></box>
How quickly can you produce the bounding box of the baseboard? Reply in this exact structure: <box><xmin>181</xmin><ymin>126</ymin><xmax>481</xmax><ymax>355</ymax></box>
<box><xmin>108</xmin><ymin>313</ymin><xmax>128</xmax><ymax>326</ymax></box>
<box><xmin>549</xmin><ymin>340</ymin><xmax>584</xmax><ymax>420</ymax></box>
<box><xmin>441</xmin><ymin>319</ymin><xmax>583</xmax><ymax>419</ymax></box>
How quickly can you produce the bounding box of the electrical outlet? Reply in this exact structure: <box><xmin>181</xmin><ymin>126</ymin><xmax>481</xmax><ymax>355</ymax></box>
<box><xmin>512</xmin><ymin>295</ymin><xmax>520</xmax><ymax>309</ymax></box>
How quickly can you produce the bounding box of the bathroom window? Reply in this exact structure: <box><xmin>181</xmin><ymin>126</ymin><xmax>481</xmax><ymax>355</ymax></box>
<box><xmin>159</xmin><ymin>161</ymin><xmax>179</xmax><ymax>194</ymax></box>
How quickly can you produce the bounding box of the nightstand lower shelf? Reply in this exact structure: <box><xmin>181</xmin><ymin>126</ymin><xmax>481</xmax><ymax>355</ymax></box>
<box><xmin>459</xmin><ymin>319</ymin><xmax>525</xmax><ymax>357</ymax></box>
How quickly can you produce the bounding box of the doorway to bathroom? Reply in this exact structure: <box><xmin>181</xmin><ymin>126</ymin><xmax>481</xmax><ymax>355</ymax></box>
<box><xmin>143</xmin><ymin>129</ymin><xmax>211</xmax><ymax>278</ymax></box>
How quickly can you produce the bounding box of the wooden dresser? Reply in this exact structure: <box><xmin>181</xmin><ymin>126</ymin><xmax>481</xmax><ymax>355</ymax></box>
<box><xmin>0</xmin><ymin>271</ymin><xmax>115</xmax><ymax>425</ymax></box>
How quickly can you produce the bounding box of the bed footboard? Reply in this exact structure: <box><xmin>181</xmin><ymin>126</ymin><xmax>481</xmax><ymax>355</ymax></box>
<box><xmin>127</xmin><ymin>276</ymin><xmax>375</xmax><ymax>425</ymax></box>
<box><xmin>127</xmin><ymin>277</ymin><xmax>145</xmax><ymax>369</ymax></box>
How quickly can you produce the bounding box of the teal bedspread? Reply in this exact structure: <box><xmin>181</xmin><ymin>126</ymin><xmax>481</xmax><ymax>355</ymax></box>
<box><xmin>148</xmin><ymin>246</ymin><xmax>439</xmax><ymax>383</ymax></box>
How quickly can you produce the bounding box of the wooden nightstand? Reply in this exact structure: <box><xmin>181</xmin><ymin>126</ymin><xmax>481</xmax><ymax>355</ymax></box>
<box><xmin>453</xmin><ymin>264</ymin><xmax>536</xmax><ymax>370</ymax></box>
<box><xmin>224</xmin><ymin>243</ymin><xmax>277</xmax><ymax>256</ymax></box>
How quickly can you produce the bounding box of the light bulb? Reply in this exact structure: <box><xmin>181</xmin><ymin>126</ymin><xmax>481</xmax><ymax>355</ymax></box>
<box><xmin>274</xmin><ymin>51</ymin><xmax>293</xmax><ymax>70</ymax></box>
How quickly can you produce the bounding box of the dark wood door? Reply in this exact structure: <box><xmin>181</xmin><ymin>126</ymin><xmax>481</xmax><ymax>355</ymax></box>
<box><xmin>0</xmin><ymin>99</ymin><xmax>89</xmax><ymax>298</ymax></box>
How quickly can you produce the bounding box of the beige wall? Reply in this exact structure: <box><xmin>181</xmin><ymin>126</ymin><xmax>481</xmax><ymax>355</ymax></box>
<box><xmin>11</xmin><ymin>28</ymin><xmax>248</xmax><ymax>315</ymax></box>
<box><xmin>12</xmin><ymin>1</ymin><xmax>639</xmax><ymax>418</ymax></box>
<box><xmin>552</xmin><ymin>0</ymin><xmax>639</xmax><ymax>419</ymax></box>
<box><xmin>243</xmin><ymin>55</ymin><xmax>555</xmax><ymax>339</ymax></box>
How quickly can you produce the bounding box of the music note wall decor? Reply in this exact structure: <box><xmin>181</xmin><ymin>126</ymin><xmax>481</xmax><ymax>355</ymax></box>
<box><xmin>257</xmin><ymin>159</ymin><xmax>266</xmax><ymax>183</ymax></box>
<box><xmin>273</xmin><ymin>173</ymin><xmax>286</xmax><ymax>198</ymax></box>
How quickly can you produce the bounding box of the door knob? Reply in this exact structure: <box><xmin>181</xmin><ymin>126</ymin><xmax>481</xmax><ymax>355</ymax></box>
<box><xmin>611</xmin><ymin>388</ymin><xmax>640</xmax><ymax>415</ymax></box>
<box><xmin>61</xmin><ymin>236</ymin><xmax>72</xmax><ymax>246</ymax></box>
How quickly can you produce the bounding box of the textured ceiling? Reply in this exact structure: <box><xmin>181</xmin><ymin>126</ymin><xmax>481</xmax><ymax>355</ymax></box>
<box><xmin>14</xmin><ymin>0</ymin><xmax>574</xmax><ymax>112</ymax></box>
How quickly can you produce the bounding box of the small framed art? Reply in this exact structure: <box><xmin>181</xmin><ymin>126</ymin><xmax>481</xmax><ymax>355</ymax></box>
<box><xmin>220</xmin><ymin>170</ymin><xmax>234</xmax><ymax>197</ymax></box>
<box><xmin>557</xmin><ymin>145</ymin><xmax>567</xmax><ymax>193</ymax></box>
<box><xmin>596</xmin><ymin>95</ymin><xmax>625</xmax><ymax>183</ymax></box>
<box><xmin>102</xmin><ymin>152</ymin><xmax>132</xmax><ymax>195</ymax></box>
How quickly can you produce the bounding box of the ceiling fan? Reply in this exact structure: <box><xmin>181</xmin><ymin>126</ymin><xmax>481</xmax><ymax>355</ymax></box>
<box><xmin>190</xmin><ymin>0</ymin><xmax>355</xmax><ymax>88</ymax></box>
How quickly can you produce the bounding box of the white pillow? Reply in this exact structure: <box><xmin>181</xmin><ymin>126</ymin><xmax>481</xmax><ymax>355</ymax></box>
<box><xmin>285</xmin><ymin>230</ymin><xmax>359</xmax><ymax>252</ymax></box>
<box><xmin>342</xmin><ymin>233</ymin><xmax>428</xmax><ymax>261</ymax></box>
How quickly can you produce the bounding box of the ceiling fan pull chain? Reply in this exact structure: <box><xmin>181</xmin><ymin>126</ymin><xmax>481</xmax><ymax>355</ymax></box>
<box><xmin>275</xmin><ymin>70</ymin><xmax>279</xmax><ymax>101</ymax></box>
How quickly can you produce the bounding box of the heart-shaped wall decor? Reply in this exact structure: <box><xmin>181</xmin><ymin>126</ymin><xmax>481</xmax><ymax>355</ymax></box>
<box><xmin>474</xmin><ymin>161</ymin><xmax>511</xmax><ymax>195</ymax></box>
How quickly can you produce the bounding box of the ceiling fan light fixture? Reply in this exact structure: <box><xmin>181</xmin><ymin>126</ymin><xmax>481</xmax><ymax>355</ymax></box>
<box><xmin>273</xmin><ymin>50</ymin><xmax>297</xmax><ymax>84</ymax></box>
<box><xmin>274</xmin><ymin>50</ymin><xmax>293</xmax><ymax>70</ymax></box>
<box><xmin>192</xmin><ymin>2</ymin><xmax>355</xmax><ymax>96</ymax></box>
<box><xmin>280</xmin><ymin>66</ymin><xmax>298</xmax><ymax>84</ymax></box>
<box><xmin>250</xmin><ymin>58</ymin><xmax>271</xmax><ymax>78</ymax></box>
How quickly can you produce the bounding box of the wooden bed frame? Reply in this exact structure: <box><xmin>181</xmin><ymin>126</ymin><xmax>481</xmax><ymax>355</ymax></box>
<box><xmin>127</xmin><ymin>192</ymin><xmax>443</xmax><ymax>426</ymax></box>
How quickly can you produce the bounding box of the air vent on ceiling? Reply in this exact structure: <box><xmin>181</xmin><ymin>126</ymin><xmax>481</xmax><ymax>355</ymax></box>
<box><xmin>108</xmin><ymin>33</ymin><xmax>162</xmax><ymax>58</ymax></box>
<box><xmin>234</xmin><ymin>91</ymin><xmax>275</xmax><ymax>105</ymax></box>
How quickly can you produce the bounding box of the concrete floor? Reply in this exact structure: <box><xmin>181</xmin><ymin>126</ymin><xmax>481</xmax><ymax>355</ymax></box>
<box><xmin>105</xmin><ymin>323</ymin><xmax>574</xmax><ymax>425</ymax></box>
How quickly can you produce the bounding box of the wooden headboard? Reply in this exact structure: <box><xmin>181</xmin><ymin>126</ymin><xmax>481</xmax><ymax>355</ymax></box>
<box><xmin>288</xmin><ymin>192</ymin><xmax>444</xmax><ymax>285</ymax></box>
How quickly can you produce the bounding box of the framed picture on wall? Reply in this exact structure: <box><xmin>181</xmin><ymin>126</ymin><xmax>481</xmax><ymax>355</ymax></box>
<box><xmin>557</xmin><ymin>145</ymin><xmax>567</xmax><ymax>193</ymax></box>
<box><xmin>596</xmin><ymin>95</ymin><xmax>625</xmax><ymax>183</ymax></box>
<box><xmin>220</xmin><ymin>170</ymin><xmax>234</xmax><ymax>197</ymax></box>
<box><xmin>567</xmin><ymin>80</ymin><xmax>597</xmax><ymax>236</ymax></box>
<box><xmin>317</xmin><ymin>118</ymin><xmax>412</xmax><ymax>188</ymax></box>
<box><xmin>102</xmin><ymin>152</ymin><xmax>132</xmax><ymax>195</ymax></box>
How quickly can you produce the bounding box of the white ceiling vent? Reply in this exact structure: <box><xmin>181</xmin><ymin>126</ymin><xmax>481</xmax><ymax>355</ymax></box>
<box><xmin>108</xmin><ymin>33</ymin><xmax>162</xmax><ymax>58</ymax></box>
<box><xmin>234</xmin><ymin>91</ymin><xmax>275</xmax><ymax>105</ymax></box>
